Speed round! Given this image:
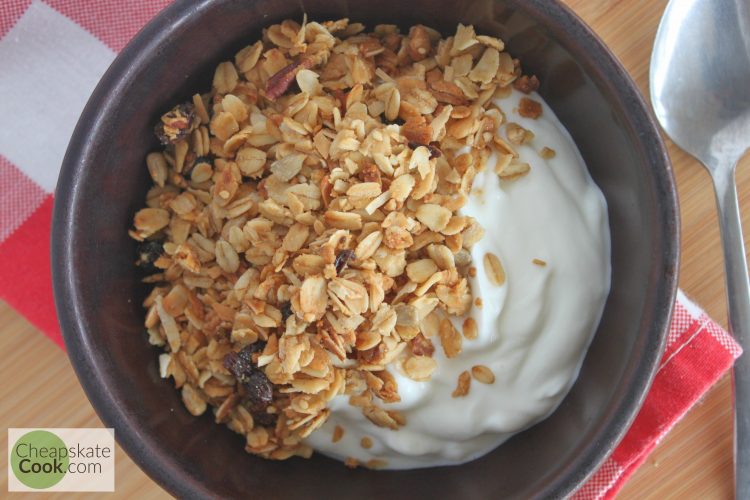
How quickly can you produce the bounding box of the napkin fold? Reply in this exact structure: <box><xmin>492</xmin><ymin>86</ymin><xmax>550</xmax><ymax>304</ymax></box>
<box><xmin>0</xmin><ymin>2</ymin><xmax>742</xmax><ymax>498</ymax></box>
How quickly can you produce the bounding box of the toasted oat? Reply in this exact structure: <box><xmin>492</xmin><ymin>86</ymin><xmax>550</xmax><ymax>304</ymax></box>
<box><xmin>439</xmin><ymin>318</ymin><xmax>462</xmax><ymax>358</ymax></box>
<box><xmin>332</xmin><ymin>425</ymin><xmax>345</xmax><ymax>443</ymax></box>
<box><xmin>452</xmin><ymin>371</ymin><xmax>471</xmax><ymax>397</ymax></box>
<box><xmin>462</xmin><ymin>317</ymin><xmax>478</xmax><ymax>340</ymax></box>
<box><xmin>532</xmin><ymin>258</ymin><xmax>547</xmax><ymax>267</ymax></box>
<box><xmin>539</xmin><ymin>147</ymin><xmax>556</xmax><ymax>159</ymax></box>
<box><xmin>506</xmin><ymin>122</ymin><xmax>534</xmax><ymax>145</ymax></box>
<box><xmin>471</xmin><ymin>365</ymin><xmax>495</xmax><ymax>384</ymax></box>
<box><xmin>497</xmin><ymin>161</ymin><xmax>531</xmax><ymax>181</ymax></box>
<box><xmin>403</xmin><ymin>355</ymin><xmax>438</xmax><ymax>381</ymax></box>
<box><xmin>483</xmin><ymin>252</ymin><xmax>506</xmax><ymax>286</ymax></box>
<box><xmin>129</xmin><ymin>16</ymin><xmax>552</xmax><ymax>464</ymax></box>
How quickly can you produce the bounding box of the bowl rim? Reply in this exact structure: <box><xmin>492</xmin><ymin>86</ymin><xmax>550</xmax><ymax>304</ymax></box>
<box><xmin>51</xmin><ymin>0</ymin><xmax>679</xmax><ymax>497</ymax></box>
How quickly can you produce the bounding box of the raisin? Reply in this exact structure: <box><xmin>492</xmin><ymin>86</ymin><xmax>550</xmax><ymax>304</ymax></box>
<box><xmin>384</xmin><ymin>116</ymin><xmax>405</xmax><ymax>126</ymax></box>
<box><xmin>334</xmin><ymin>249</ymin><xmax>356</xmax><ymax>274</ymax></box>
<box><xmin>154</xmin><ymin>103</ymin><xmax>198</xmax><ymax>145</ymax></box>
<box><xmin>136</xmin><ymin>240</ymin><xmax>164</xmax><ymax>273</ymax></box>
<box><xmin>243</xmin><ymin>370</ymin><xmax>273</xmax><ymax>412</ymax></box>
<box><xmin>193</xmin><ymin>155</ymin><xmax>213</xmax><ymax>167</ymax></box>
<box><xmin>281</xmin><ymin>302</ymin><xmax>293</xmax><ymax>321</ymax></box>
<box><xmin>251</xmin><ymin>409</ymin><xmax>278</xmax><ymax>427</ymax></box>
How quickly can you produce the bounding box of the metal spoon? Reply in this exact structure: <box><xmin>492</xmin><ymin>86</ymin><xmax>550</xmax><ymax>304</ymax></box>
<box><xmin>651</xmin><ymin>0</ymin><xmax>750</xmax><ymax>496</ymax></box>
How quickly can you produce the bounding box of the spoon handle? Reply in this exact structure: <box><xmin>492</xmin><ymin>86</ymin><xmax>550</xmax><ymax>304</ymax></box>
<box><xmin>711</xmin><ymin>164</ymin><xmax>750</xmax><ymax>499</ymax></box>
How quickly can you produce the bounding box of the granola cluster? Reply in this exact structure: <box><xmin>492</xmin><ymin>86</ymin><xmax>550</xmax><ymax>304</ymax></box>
<box><xmin>130</xmin><ymin>18</ymin><xmax>539</xmax><ymax>462</ymax></box>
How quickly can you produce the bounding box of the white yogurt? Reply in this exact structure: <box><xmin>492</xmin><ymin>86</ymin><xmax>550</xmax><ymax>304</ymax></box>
<box><xmin>305</xmin><ymin>89</ymin><xmax>611</xmax><ymax>468</ymax></box>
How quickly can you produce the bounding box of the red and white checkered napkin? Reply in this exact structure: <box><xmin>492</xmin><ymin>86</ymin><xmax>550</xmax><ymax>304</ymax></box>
<box><xmin>0</xmin><ymin>2</ymin><xmax>742</xmax><ymax>497</ymax></box>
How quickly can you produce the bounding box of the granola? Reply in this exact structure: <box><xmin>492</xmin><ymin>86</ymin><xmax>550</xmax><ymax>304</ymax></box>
<box><xmin>130</xmin><ymin>18</ymin><xmax>537</xmax><ymax>463</ymax></box>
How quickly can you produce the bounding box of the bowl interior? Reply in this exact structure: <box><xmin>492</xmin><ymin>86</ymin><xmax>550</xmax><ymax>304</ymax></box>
<box><xmin>52</xmin><ymin>0</ymin><xmax>678</xmax><ymax>498</ymax></box>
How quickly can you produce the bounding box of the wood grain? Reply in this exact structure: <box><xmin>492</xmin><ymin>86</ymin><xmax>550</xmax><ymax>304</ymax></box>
<box><xmin>1</xmin><ymin>1</ymin><xmax>747</xmax><ymax>498</ymax></box>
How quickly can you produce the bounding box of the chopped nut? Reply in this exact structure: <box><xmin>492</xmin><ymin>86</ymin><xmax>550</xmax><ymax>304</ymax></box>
<box><xmin>513</xmin><ymin>74</ymin><xmax>540</xmax><ymax>94</ymax></box>
<box><xmin>518</xmin><ymin>97</ymin><xmax>543</xmax><ymax>119</ymax></box>
<box><xmin>265</xmin><ymin>58</ymin><xmax>315</xmax><ymax>100</ymax></box>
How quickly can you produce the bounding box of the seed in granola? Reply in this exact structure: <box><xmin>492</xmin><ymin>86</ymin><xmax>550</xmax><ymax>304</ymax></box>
<box><xmin>452</xmin><ymin>371</ymin><xmax>471</xmax><ymax>397</ymax></box>
<box><xmin>533</xmin><ymin>258</ymin><xmax>547</xmax><ymax>267</ymax></box>
<box><xmin>483</xmin><ymin>252</ymin><xmax>506</xmax><ymax>286</ymax></box>
<box><xmin>345</xmin><ymin>457</ymin><xmax>359</xmax><ymax>469</ymax></box>
<box><xmin>334</xmin><ymin>249</ymin><xmax>356</xmax><ymax>274</ymax></box>
<box><xmin>332</xmin><ymin>425</ymin><xmax>345</xmax><ymax>443</ymax></box>
<box><xmin>360</xmin><ymin>436</ymin><xmax>373</xmax><ymax>449</ymax></box>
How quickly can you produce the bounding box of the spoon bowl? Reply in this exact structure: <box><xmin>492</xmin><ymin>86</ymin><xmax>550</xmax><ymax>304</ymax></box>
<box><xmin>651</xmin><ymin>0</ymin><xmax>750</xmax><ymax>167</ymax></box>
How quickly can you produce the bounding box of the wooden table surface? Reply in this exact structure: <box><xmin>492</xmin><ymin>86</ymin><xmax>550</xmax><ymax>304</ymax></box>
<box><xmin>1</xmin><ymin>1</ymin><xmax>748</xmax><ymax>498</ymax></box>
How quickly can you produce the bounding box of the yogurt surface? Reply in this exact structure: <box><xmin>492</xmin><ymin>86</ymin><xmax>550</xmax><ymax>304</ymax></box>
<box><xmin>305</xmin><ymin>88</ymin><xmax>611</xmax><ymax>468</ymax></box>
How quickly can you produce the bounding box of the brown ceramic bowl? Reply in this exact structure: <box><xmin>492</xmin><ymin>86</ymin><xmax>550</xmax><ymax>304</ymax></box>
<box><xmin>51</xmin><ymin>0</ymin><xmax>678</xmax><ymax>498</ymax></box>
